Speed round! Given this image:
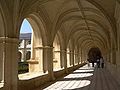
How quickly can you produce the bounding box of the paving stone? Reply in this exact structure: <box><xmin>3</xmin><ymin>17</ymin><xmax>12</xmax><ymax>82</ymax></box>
<box><xmin>35</xmin><ymin>64</ymin><xmax>120</xmax><ymax>90</ymax></box>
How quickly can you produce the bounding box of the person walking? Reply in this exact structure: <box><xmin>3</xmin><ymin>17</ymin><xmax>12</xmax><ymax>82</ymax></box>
<box><xmin>100</xmin><ymin>57</ymin><xmax>104</xmax><ymax>68</ymax></box>
<box><xmin>96</xmin><ymin>58</ymin><xmax>100</xmax><ymax>68</ymax></box>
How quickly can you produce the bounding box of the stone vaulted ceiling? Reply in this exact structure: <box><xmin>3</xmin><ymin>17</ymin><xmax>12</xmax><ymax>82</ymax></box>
<box><xmin>20</xmin><ymin>0</ymin><xmax>117</xmax><ymax>53</ymax></box>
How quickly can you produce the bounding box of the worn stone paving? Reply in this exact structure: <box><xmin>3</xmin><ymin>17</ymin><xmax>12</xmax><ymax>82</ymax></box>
<box><xmin>36</xmin><ymin>64</ymin><xmax>120</xmax><ymax>90</ymax></box>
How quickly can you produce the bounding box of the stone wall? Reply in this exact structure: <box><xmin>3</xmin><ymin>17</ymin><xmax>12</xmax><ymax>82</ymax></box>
<box><xmin>18</xmin><ymin>64</ymin><xmax>85</xmax><ymax>90</ymax></box>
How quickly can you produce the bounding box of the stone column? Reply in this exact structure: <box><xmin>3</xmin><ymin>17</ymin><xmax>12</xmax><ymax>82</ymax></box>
<box><xmin>53</xmin><ymin>50</ymin><xmax>61</xmax><ymax>70</ymax></box>
<box><xmin>81</xmin><ymin>50</ymin><xmax>83</xmax><ymax>63</ymax></box>
<box><xmin>44</xmin><ymin>46</ymin><xmax>55</xmax><ymax>80</ymax></box>
<box><xmin>75</xmin><ymin>53</ymin><xmax>78</xmax><ymax>65</ymax></box>
<box><xmin>60</xmin><ymin>50</ymin><xmax>68</xmax><ymax>73</ymax></box>
<box><xmin>60</xmin><ymin>50</ymin><xmax>64</xmax><ymax>68</ymax></box>
<box><xmin>0</xmin><ymin>38</ymin><xmax>4</xmax><ymax>82</ymax></box>
<box><xmin>106</xmin><ymin>50</ymin><xmax>111</xmax><ymax>62</ymax></box>
<box><xmin>29</xmin><ymin>31</ymin><xmax>45</xmax><ymax>73</ymax></box>
<box><xmin>28</xmin><ymin>46</ymin><xmax>43</xmax><ymax>73</ymax></box>
<box><xmin>28</xmin><ymin>32</ymin><xmax>40</xmax><ymax>73</ymax></box>
<box><xmin>69</xmin><ymin>51</ymin><xmax>72</xmax><ymax>66</ymax></box>
<box><xmin>3</xmin><ymin>37</ymin><xmax>18</xmax><ymax>90</ymax></box>
<box><xmin>67</xmin><ymin>51</ymin><xmax>70</xmax><ymax>67</ymax></box>
<box><xmin>70</xmin><ymin>51</ymin><xmax>74</xmax><ymax>66</ymax></box>
<box><xmin>31</xmin><ymin>31</ymin><xmax>35</xmax><ymax>60</ymax></box>
<box><xmin>43</xmin><ymin>47</ymin><xmax>48</xmax><ymax>73</ymax></box>
<box><xmin>111</xmin><ymin>48</ymin><xmax>117</xmax><ymax>64</ymax></box>
<box><xmin>21</xmin><ymin>40</ymin><xmax>27</xmax><ymax>61</ymax></box>
<box><xmin>78</xmin><ymin>52</ymin><xmax>81</xmax><ymax>64</ymax></box>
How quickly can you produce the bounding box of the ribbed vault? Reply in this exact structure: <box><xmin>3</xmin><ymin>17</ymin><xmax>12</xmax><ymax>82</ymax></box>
<box><xmin>18</xmin><ymin>0</ymin><xmax>117</xmax><ymax>61</ymax></box>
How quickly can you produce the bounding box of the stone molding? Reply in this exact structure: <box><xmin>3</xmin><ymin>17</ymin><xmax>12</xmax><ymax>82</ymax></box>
<box><xmin>0</xmin><ymin>37</ymin><xmax>19</xmax><ymax>44</ymax></box>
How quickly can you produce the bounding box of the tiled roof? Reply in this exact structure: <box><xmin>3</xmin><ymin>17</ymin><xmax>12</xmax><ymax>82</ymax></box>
<box><xmin>20</xmin><ymin>33</ymin><xmax>31</xmax><ymax>40</ymax></box>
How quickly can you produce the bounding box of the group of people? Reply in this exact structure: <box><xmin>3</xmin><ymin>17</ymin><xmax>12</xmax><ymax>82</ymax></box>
<box><xmin>87</xmin><ymin>57</ymin><xmax>104</xmax><ymax>68</ymax></box>
<box><xmin>96</xmin><ymin>57</ymin><xmax>104</xmax><ymax>68</ymax></box>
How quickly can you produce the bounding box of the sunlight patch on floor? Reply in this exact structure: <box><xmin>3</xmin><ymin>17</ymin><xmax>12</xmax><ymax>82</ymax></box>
<box><xmin>63</xmin><ymin>80</ymin><xmax>91</xmax><ymax>90</ymax></box>
<box><xmin>0</xmin><ymin>82</ymin><xmax>4</xmax><ymax>88</ymax></box>
<box><xmin>43</xmin><ymin>80</ymin><xmax>91</xmax><ymax>90</ymax></box>
<box><xmin>64</xmin><ymin>73</ymin><xmax>93</xmax><ymax>78</ymax></box>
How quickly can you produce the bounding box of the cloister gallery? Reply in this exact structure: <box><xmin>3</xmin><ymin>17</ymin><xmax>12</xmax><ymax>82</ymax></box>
<box><xmin>0</xmin><ymin>0</ymin><xmax>120</xmax><ymax>90</ymax></box>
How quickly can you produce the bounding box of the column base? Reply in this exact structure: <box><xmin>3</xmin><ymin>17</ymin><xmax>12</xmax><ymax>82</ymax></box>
<box><xmin>27</xmin><ymin>60</ymin><xmax>42</xmax><ymax>73</ymax></box>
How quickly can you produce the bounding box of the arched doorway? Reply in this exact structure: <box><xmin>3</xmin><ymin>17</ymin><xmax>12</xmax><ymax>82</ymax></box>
<box><xmin>18</xmin><ymin>19</ymin><xmax>32</xmax><ymax>74</ymax></box>
<box><xmin>18</xmin><ymin>14</ymin><xmax>48</xmax><ymax>79</ymax></box>
<box><xmin>88</xmin><ymin>47</ymin><xmax>102</xmax><ymax>63</ymax></box>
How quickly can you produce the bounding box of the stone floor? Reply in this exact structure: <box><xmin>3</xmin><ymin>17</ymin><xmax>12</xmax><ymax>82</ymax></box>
<box><xmin>35</xmin><ymin>64</ymin><xmax>120</xmax><ymax>90</ymax></box>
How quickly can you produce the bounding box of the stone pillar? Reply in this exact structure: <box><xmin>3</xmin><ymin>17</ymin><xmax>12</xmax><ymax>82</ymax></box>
<box><xmin>31</xmin><ymin>31</ymin><xmax>35</xmax><ymax>59</ymax></box>
<box><xmin>21</xmin><ymin>40</ymin><xmax>27</xmax><ymax>61</ymax></box>
<box><xmin>3</xmin><ymin>37</ymin><xmax>18</xmax><ymax>90</ymax></box>
<box><xmin>74</xmin><ymin>52</ymin><xmax>76</xmax><ymax>65</ymax></box>
<box><xmin>43</xmin><ymin>47</ymin><xmax>48</xmax><ymax>73</ymax></box>
<box><xmin>44</xmin><ymin>46</ymin><xmax>55</xmax><ymax>80</ymax></box>
<box><xmin>81</xmin><ymin>50</ymin><xmax>83</xmax><ymax>63</ymax></box>
<box><xmin>67</xmin><ymin>51</ymin><xmax>70</xmax><ymax>67</ymax></box>
<box><xmin>69</xmin><ymin>51</ymin><xmax>72</xmax><ymax>66</ymax></box>
<box><xmin>60</xmin><ymin>50</ymin><xmax>68</xmax><ymax>73</ymax></box>
<box><xmin>70</xmin><ymin>51</ymin><xmax>74</xmax><ymax>66</ymax></box>
<box><xmin>78</xmin><ymin>52</ymin><xmax>80</xmax><ymax>64</ymax></box>
<box><xmin>53</xmin><ymin>50</ymin><xmax>61</xmax><ymax>70</ymax></box>
<box><xmin>28</xmin><ymin>46</ymin><xmax>43</xmax><ymax>73</ymax></box>
<box><xmin>60</xmin><ymin>50</ymin><xmax>64</xmax><ymax>68</ymax></box>
<box><xmin>0</xmin><ymin>39</ymin><xmax>4</xmax><ymax>82</ymax></box>
<box><xmin>75</xmin><ymin>53</ymin><xmax>78</xmax><ymax>65</ymax></box>
<box><xmin>79</xmin><ymin>49</ymin><xmax>82</xmax><ymax>64</ymax></box>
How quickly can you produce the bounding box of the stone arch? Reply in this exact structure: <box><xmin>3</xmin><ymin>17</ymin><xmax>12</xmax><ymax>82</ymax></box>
<box><xmin>73</xmin><ymin>30</ymin><xmax>107</xmax><ymax>47</ymax></box>
<box><xmin>52</xmin><ymin>2</ymin><xmax>116</xmax><ymax>51</ymax></box>
<box><xmin>27</xmin><ymin>15</ymin><xmax>46</xmax><ymax>73</ymax></box>
<box><xmin>77</xmin><ymin>34</ymin><xmax>106</xmax><ymax>49</ymax></box>
<box><xmin>85</xmin><ymin>0</ymin><xmax>117</xmax><ymax>49</ymax></box>
<box><xmin>88</xmin><ymin>47</ymin><xmax>102</xmax><ymax>62</ymax></box>
<box><xmin>52</xmin><ymin>28</ymin><xmax>66</xmax><ymax>68</ymax></box>
<box><xmin>26</xmin><ymin>14</ymin><xmax>47</xmax><ymax>46</ymax></box>
<box><xmin>54</xmin><ymin>13</ymin><xmax>111</xmax><ymax>50</ymax></box>
<box><xmin>81</xmin><ymin>43</ymin><xmax>96</xmax><ymax>62</ymax></box>
<box><xmin>57</xmin><ymin>29</ymin><xmax>67</xmax><ymax>69</ymax></box>
<box><xmin>78</xmin><ymin>35</ymin><xmax>105</xmax><ymax>63</ymax></box>
<box><xmin>80</xmin><ymin>40</ymin><xmax>103</xmax><ymax>52</ymax></box>
<box><xmin>69</xmin><ymin>19</ymin><xmax>110</xmax><ymax>39</ymax></box>
<box><xmin>81</xmin><ymin>41</ymin><xmax>103</xmax><ymax>56</ymax></box>
<box><xmin>67</xmin><ymin>21</ymin><xmax>110</xmax><ymax>49</ymax></box>
<box><xmin>18</xmin><ymin>12</ymin><xmax>49</xmax><ymax>76</ymax></box>
<box><xmin>0</xmin><ymin>0</ymin><xmax>11</xmax><ymax>37</ymax></box>
<box><xmin>86</xmin><ymin>0</ymin><xmax>116</xmax><ymax>32</ymax></box>
<box><xmin>54</xmin><ymin>8</ymin><xmax>111</xmax><ymax>34</ymax></box>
